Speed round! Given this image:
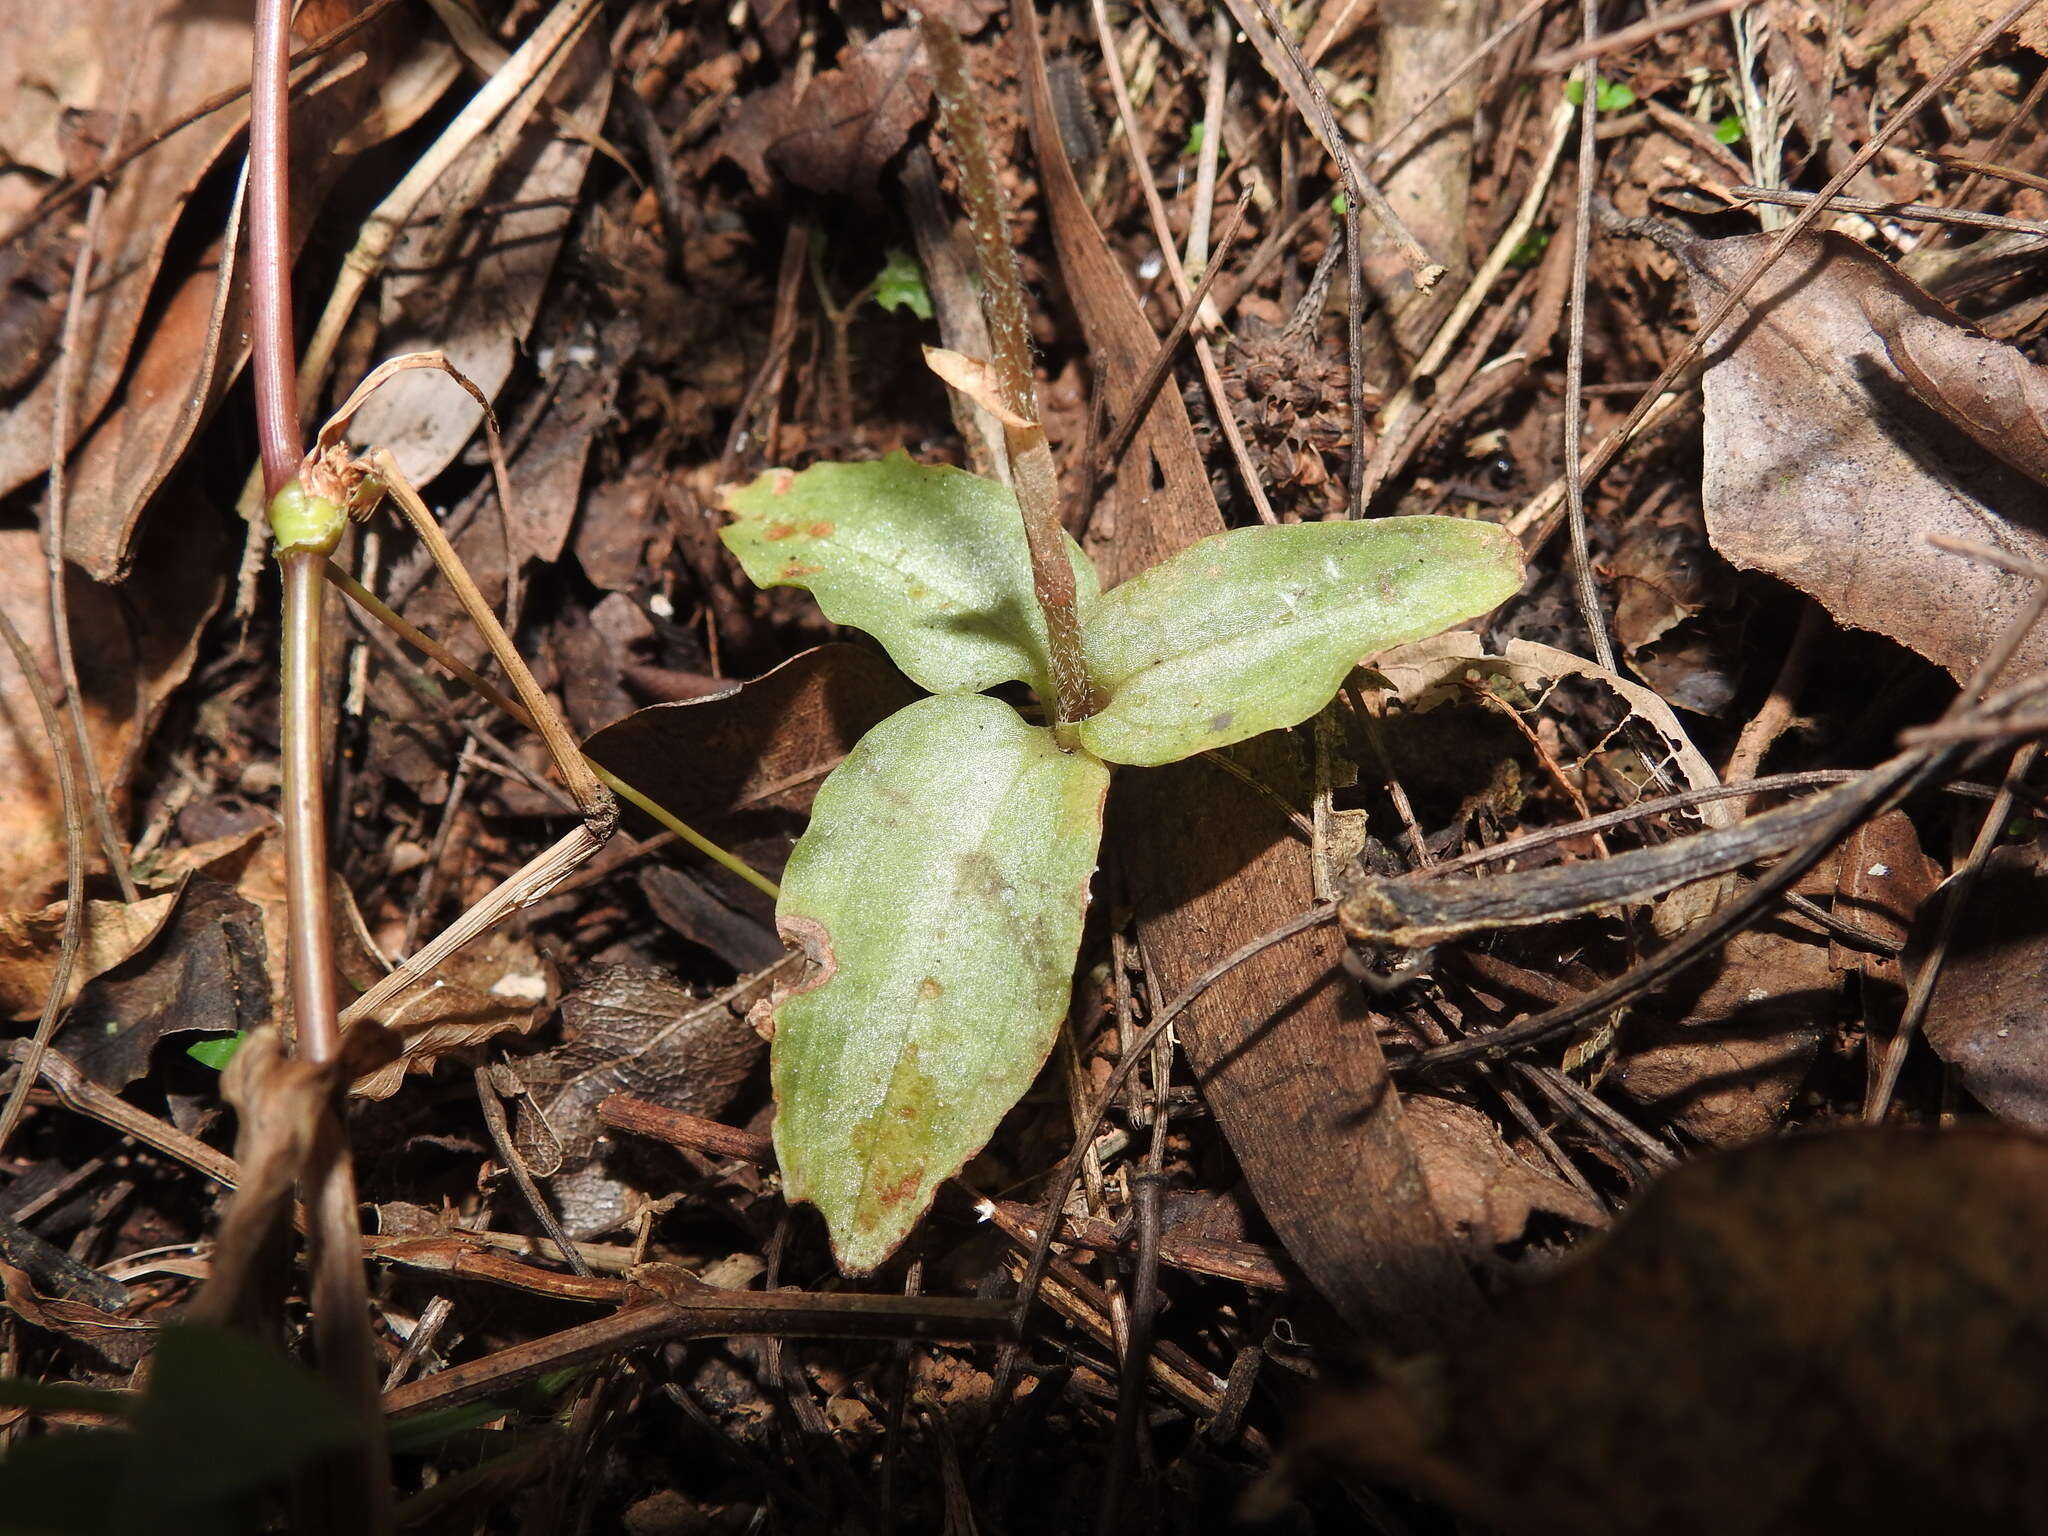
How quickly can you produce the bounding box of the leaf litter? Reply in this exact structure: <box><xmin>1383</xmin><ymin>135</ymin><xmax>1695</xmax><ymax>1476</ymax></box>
<box><xmin>7</xmin><ymin>0</ymin><xmax>2048</xmax><ymax>1527</ymax></box>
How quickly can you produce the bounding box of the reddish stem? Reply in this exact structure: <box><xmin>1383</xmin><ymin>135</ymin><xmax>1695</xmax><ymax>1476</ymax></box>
<box><xmin>249</xmin><ymin>0</ymin><xmax>304</xmax><ymax>495</ymax></box>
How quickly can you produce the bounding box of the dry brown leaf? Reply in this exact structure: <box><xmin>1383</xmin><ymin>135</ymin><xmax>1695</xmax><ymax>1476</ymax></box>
<box><xmin>50</xmin><ymin>878</ymin><xmax>269</xmax><ymax>1090</ymax></box>
<box><xmin>1923</xmin><ymin>844</ymin><xmax>2048</xmax><ymax>1132</ymax></box>
<box><xmin>1405</xmin><ymin>1095</ymin><xmax>1606</xmax><ymax>1258</ymax></box>
<box><xmin>1296</xmin><ymin>1127</ymin><xmax>2048</xmax><ymax>1535</ymax></box>
<box><xmin>0</xmin><ymin>510</ymin><xmax>223</xmax><ymax>908</ymax></box>
<box><xmin>1683</xmin><ymin>229</ymin><xmax>2048</xmax><ymax>683</ymax></box>
<box><xmin>0</xmin><ymin>892</ymin><xmax>176</xmax><ymax>1019</ymax></box>
<box><xmin>515</xmin><ymin>964</ymin><xmax>765</xmax><ymax>1236</ymax></box>
<box><xmin>348</xmin><ymin>929</ymin><xmax>554</xmax><ymax>1100</ymax></box>
<box><xmin>0</xmin><ymin>0</ymin><xmax>254</xmax><ymax>508</ymax></box>
<box><xmin>1617</xmin><ymin>917</ymin><xmax>1834</xmax><ymax>1146</ymax></box>
<box><xmin>581</xmin><ymin>643</ymin><xmax>920</xmax><ymax>853</ymax></box>
<box><xmin>342</xmin><ymin>24</ymin><xmax>611</xmax><ymax>500</ymax></box>
<box><xmin>772</xmin><ymin>29</ymin><xmax>931</xmax><ymax>199</ymax></box>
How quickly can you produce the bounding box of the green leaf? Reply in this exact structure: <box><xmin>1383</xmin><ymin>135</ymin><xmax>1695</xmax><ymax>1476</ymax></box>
<box><xmin>872</xmin><ymin>248</ymin><xmax>933</xmax><ymax>320</ymax></box>
<box><xmin>185</xmin><ymin>1033</ymin><xmax>245</xmax><ymax>1071</ymax></box>
<box><xmin>772</xmin><ymin>694</ymin><xmax>1108</xmax><ymax>1272</ymax></box>
<box><xmin>1595</xmin><ymin>78</ymin><xmax>1636</xmax><ymax>112</ymax></box>
<box><xmin>720</xmin><ymin>454</ymin><xmax>1099</xmax><ymax>699</ymax></box>
<box><xmin>1714</xmin><ymin>113</ymin><xmax>1744</xmax><ymax>145</ymax></box>
<box><xmin>1076</xmin><ymin>518</ymin><xmax>1524</xmax><ymax>766</ymax></box>
<box><xmin>1183</xmin><ymin>122</ymin><xmax>1205</xmax><ymax>157</ymax></box>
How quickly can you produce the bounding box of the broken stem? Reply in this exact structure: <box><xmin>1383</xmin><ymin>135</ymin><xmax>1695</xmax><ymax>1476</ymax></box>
<box><xmin>920</xmin><ymin>14</ymin><xmax>1098</xmax><ymax>735</ymax></box>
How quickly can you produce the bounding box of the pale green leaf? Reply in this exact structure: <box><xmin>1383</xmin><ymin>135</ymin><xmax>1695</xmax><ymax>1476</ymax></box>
<box><xmin>1076</xmin><ymin>518</ymin><xmax>1523</xmax><ymax>766</ymax></box>
<box><xmin>772</xmin><ymin>693</ymin><xmax>1108</xmax><ymax>1272</ymax></box>
<box><xmin>720</xmin><ymin>454</ymin><xmax>1099</xmax><ymax>698</ymax></box>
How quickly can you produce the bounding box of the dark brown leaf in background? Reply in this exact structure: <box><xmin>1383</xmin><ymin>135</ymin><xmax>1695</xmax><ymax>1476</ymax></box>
<box><xmin>1685</xmin><ymin>228</ymin><xmax>2048</xmax><ymax>684</ymax></box>
<box><xmin>1298</xmin><ymin>1128</ymin><xmax>2048</xmax><ymax>1535</ymax></box>
<box><xmin>50</xmin><ymin>877</ymin><xmax>269</xmax><ymax>1091</ymax></box>
<box><xmin>581</xmin><ymin>643</ymin><xmax>919</xmax><ymax>851</ymax></box>
<box><xmin>1923</xmin><ymin>844</ymin><xmax>2048</xmax><ymax>1132</ymax></box>
<box><xmin>768</xmin><ymin>29</ymin><xmax>931</xmax><ymax>199</ymax></box>
<box><xmin>517</xmin><ymin>964</ymin><xmax>765</xmax><ymax>1236</ymax></box>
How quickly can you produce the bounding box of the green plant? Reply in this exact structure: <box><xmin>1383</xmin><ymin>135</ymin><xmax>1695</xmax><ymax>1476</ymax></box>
<box><xmin>1564</xmin><ymin>76</ymin><xmax>1637</xmax><ymax>112</ymax></box>
<box><xmin>721</xmin><ymin>454</ymin><xmax>1523</xmax><ymax>1269</ymax></box>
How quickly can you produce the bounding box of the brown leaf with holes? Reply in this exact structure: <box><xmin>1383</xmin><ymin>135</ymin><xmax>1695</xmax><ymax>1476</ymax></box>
<box><xmin>1296</xmin><ymin>1128</ymin><xmax>2048</xmax><ymax>1535</ymax></box>
<box><xmin>348</xmin><ymin>930</ymin><xmax>555</xmax><ymax>1100</ymax></box>
<box><xmin>1684</xmin><ymin>229</ymin><xmax>2048</xmax><ymax>684</ymax></box>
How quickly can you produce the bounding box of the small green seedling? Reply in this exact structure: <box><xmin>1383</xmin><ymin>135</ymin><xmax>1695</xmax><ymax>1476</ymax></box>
<box><xmin>722</xmin><ymin>453</ymin><xmax>1523</xmax><ymax>1271</ymax></box>
<box><xmin>1564</xmin><ymin>76</ymin><xmax>1637</xmax><ymax>113</ymax></box>
<box><xmin>871</xmin><ymin>248</ymin><xmax>933</xmax><ymax>321</ymax></box>
<box><xmin>1714</xmin><ymin>113</ymin><xmax>1745</xmax><ymax>145</ymax></box>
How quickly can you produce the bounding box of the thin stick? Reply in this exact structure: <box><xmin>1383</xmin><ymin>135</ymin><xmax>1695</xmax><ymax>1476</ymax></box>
<box><xmin>1729</xmin><ymin>184</ymin><xmax>2048</xmax><ymax>238</ymax></box>
<box><xmin>1084</xmin><ymin>0</ymin><xmax>1277</xmax><ymax>523</ymax></box>
<box><xmin>1011</xmin><ymin>905</ymin><xmax>1337</xmax><ymax>1338</ymax></box>
<box><xmin>1528</xmin><ymin>0</ymin><xmax>1752</xmax><ymax>74</ymax></box>
<box><xmin>43</xmin><ymin>189</ymin><xmax>137</xmax><ymax>902</ymax></box>
<box><xmin>0</xmin><ymin>606</ymin><xmax>87</xmax><ymax>1159</ymax></box>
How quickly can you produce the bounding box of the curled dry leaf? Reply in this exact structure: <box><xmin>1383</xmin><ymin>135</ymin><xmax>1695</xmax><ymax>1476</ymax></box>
<box><xmin>1295</xmin><ymin>1128</ymin><xmax>2048</xmax><ymax>1535</ymax></box>
<box><xmin>348</xmin><ymin>929</ymin><xmax>555</xmax><ymax>1100</ymax></box>
<box><xmin>50</xmin><ymin>878</ymin><xmax>270</xmax><ymax>1091</ymax></box>
<box><xmin>0</xmin><ymin>893</ymin><xmax>176</xmax><ymax>1019</ymax></box>
<box><xmin>1681</xmin><ymin>228</ymin><xmax>2048</xmax><ymax>683</ymax></box>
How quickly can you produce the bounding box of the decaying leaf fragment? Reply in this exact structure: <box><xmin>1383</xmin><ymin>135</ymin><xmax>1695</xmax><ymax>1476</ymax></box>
<box><xmin>1682</xmin><ymin>229</ymin><xmax>2048</xmax><ymax>682</ymax></box>
<box><xmin>1295</xmin><ymin>1128</ymin><xmax>2048</xmax><ymax>1535</ymax></box>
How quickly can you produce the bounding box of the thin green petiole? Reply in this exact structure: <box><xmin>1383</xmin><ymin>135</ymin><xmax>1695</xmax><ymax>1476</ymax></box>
<box><xmin>321</xmin><ymin>562</ymin><xmax>780</xmax><ymax>901</ymax></box>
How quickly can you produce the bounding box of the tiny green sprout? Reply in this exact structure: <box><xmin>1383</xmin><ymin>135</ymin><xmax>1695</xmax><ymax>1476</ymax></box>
<box><xmin>1508</xmin><ymin>226</ymin><xmax>1553</xmax><ymax>268</ymax></box>
<box><xmin>1715</xmin><ymin>113</ymin><xmax>1745</xmax><ymax>145</ymax></box>
<box><xmin>267</xmin><ymin>480</ymin><xmax>347</xmax><ymax>556</ymax></box>
<box><xmin>1330</xmin><ymin>191</ymin><xmax>1349</xmax><ymax>214</ymax></box>
<box><xmin>1183</xmin><ymin>122</ymin><xmax>1206</xmax><ymax>157</ymax></box>
<box><xmin>720</xmin><ymin>455</ymin><xmax>1523</xmax><ymax>1273</ymax></box>
<box><xmin>186</xmin><ymin>1033</ymin><xmax>246</xmax><ymax>1071</ymax></box>
<box><xmin>872</xmin><ymin>248</ymin><xmax>933</xmax><ymax>321</ymax></box>
<box><xmin>1565</xmin><ymin>77</ymin><xmax>1636</xmax><ymax>112</ymax></box>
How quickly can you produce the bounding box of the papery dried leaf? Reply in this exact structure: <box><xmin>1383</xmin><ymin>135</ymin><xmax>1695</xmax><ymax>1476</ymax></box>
<box><xmin>347</xmin><ymin>931</ymin><xmax>554</xmax><ymax>1099</ymax></box>
<box><xmin>0</xmin><ymin>892</ymin><xmax>177</xmax><ymax>1019</ymax></box>
<box><xmin>342</xmin><ymin>25</ymin><xmax>611</xmax><ymax>496</ymax></box>
<box><xmin>1297</xmin><ymin>1128</ymin><xmax>2048</xmax><ymax>1535</ymax></box>
<box><xmin>1862</xmin><ymin>285</ymin><xmax>2048</xmax><ymax>487</ymax></box>
<box><xmin>1682</xmin><ymin>229</ymin><xmax>2048</xmax><ymax>683</ymax></box>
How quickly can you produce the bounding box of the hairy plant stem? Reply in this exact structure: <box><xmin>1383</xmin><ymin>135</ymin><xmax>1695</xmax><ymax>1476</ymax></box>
<box><xmin>920</xmin><ymin>15</ymin><xmax>1099</xmax><ymax>734</ymax></box>
<box><xmin>250</xmin><ymin>0</ymin><xmax>390</xmax><ymax>1525</ymax></box>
